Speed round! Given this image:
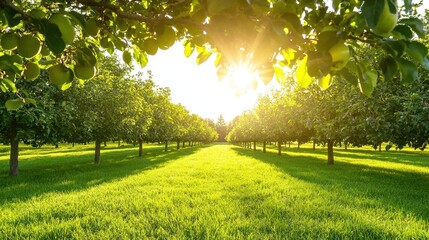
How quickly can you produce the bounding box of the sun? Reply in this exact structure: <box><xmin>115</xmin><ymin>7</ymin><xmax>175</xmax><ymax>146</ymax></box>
<box><xmin>225</xmin><ymin>65</ymin><xmax>259</xmax><ymax>96</ymax></box>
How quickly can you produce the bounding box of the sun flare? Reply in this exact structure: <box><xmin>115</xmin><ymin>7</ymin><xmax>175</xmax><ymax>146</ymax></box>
<box><xmin>226</xmin><ymin>65</ymin><xmax>259</xmax><ymax>96</ymax></box>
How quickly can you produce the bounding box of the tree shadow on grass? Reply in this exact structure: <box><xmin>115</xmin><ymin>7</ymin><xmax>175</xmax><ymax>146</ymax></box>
<box><xmin>231</xmin><ymin>146</ymin><xmax>429</xmax><ymax>223</ymax></box>
<box><xmin>0</xmin><ymin>145</ymin><xmax>205</xmax><ymax>205</ymax></box>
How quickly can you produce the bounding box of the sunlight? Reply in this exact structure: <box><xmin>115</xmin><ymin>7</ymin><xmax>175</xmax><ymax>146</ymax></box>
<box><xmin>226</xmin><ymin>65</ymin><xmax>259</xmax><ymax>96</ymax></box>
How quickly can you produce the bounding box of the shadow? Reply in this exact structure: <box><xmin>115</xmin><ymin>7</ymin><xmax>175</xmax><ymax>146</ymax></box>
<box><xmin>231</xmin><ymin>146</ymin><xmax>429</xmax><ymax>223</ymax></box>
<box><xmin>0</xmin><ymin>144</ymin><xmax>205</xmax><ymax>205</ymax></box>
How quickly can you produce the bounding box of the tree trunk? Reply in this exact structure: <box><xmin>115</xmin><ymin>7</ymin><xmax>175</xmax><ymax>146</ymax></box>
<box><xmin>345</xmin><ymin>141</ymin><xmax>348</xmax><ymax>150</ymax></box>
<box><xmin>177</xmin><ymin>141</ymin><xmax>180</xmax><ymax>150</ymax></box>
<box><xmin>165</xmin><ymin>141</ymin><xmax>168</xmax><ymax>152</ymax></box>
<box><xmin>379</xmin><ymin>143</ymin><xmax>381</xmax><ymax>152</ymax></box>
<box><xmin>94</xmin><ymin>140</ymin><xmax>101</xmax><ymax>164</ymax></box>
<box><xmin>138</xmin><ymin>139</ymin><xmax>143</xmax><ymax>157</ymax></box>
<box><xmin>327</xmin><ymin>139</ymin><xmax>334</xmax><ymax>165</ymax></box>
<box><xmin>72</xmin><ymin>142</ymin><xmax>75</xmax><ymax>147</ymax></box>
<box><xmin>263</xmin><ymin>141</ymin><xmax>266</xmax><ymax>153</ymax></box>
<box><xmin>104</xmin><ymin>141</ymin><xmax>107</xmax><ymax>147</ymax></box>
<box><xmin>9</xmin><ymin>134</ymin><xmax>19</xmax><ymax>176</ymax></box>
<box><xmin>253</xmin><ymin>141</ymin><xmax>256</xmax><ymax>151</ymax></box>
<box><xmin>297</xmin><ymin>142</ymin><xmax>300</xmax><ymax>149</ymax></box>
<box><xmin>313</xmin><ymin>140</ymin><xmax>316</xmax><ymax>151</ymax></box>
<box><xmin>278</xmin><ymin>141</ymin><xmax>281</xmax><ymax>155</ymax></box>
<box><xmin>182</xmin><ymin>141</ymin><xmax>185</xmax><ymax>148</ymax></box>
<box><xmin>118</xmin><ymin>139</ymin><xmax>120</xmax><ymax>147</ymax></box>
<box><xmin>288</xmin><ymin>142</ymin><xmax>291</xmax><ymax>148</ymax></box>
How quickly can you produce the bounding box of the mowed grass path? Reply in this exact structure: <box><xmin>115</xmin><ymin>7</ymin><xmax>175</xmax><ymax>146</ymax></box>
<box><xmin>1</xmin><ymin>143</ymin><xmax>429</xmax><ymax>239</ymax></box>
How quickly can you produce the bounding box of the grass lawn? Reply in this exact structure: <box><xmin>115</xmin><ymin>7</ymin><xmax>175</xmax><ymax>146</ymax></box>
<box><xmin>0</xmin><ymin>142</ymin><xmax>428</xmax><ymax>239</ymax></box>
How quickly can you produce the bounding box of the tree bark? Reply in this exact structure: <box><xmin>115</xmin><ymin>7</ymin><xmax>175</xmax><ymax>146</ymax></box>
<box><xmin>253</xmin><ymin>141</ymin><xmax>256</xmax><ymax>151</ymax></box>
<box><xmin>263</xmin><ymin>141</ymin><xmax>266</xmax><ymax>153</ymax></box>
<box><xmin>9</xmin><ymin>133</ymin><xmax>19</xmax><ymax>176</ymax></box>
<box><xmin>94</xmin><ymin>140</ymin><xmax>101</xmax><ymax>164</ymax></box>
<box><xmin>138</xmin><ymin>139</ymin><xmax>143</xmax><ymax>157</ymax></box>
<box><xmin>297</xmin><ymin>142</ymin><xmax>300</xmax><ymax>149</ymax></box>
<box><xmin>118</xmin><ymin>139</ymin><xmax>121</xmax><ymax>147</ymax></box>
<box><xmin>379</xmin><ymin>143</ymin><xmax>381</xmax><ymax>152</ymax></box>
<box><xmin>182</xmin><ymin>141</ymin><xmax>185</xmax><ymax>148</ymax></box>
<box><xmin>278</xmin><ymin>141</ymin><xmax>281</xmax><ymax>155</ymax></box>
<box><xmin>345</xmin><ymin>141</ymin><xmax>348</xmax><ymax>150</ymax></box>
<box><xmin>104</xmin><ymin>141</ymin><xmax>107</xmax><ymax>147</ymax></box>
<box><xmin>165</xmin><ymin>141</ymin><xmax>168</xmax><ymax>152</ymax></box>
<box><xmin>313</xmin><ymin>140</ymin><xmax>316</xmax><ymax>151</ymax></box>
<box><xmin>177</xmin><ymin>141</ymin><xmax>180</xmax><ymax>150</ymax></box>
<box><xmin>327</xmin><ymin>139</ymin><xmax>334</xmax><ymax>165</ymax></box>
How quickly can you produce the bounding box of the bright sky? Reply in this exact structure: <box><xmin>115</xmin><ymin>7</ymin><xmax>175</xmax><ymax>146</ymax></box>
<box><xmin>145</xmin><ymin>45</ymin><xmax>280</xmax><ymax>123</ymax></box>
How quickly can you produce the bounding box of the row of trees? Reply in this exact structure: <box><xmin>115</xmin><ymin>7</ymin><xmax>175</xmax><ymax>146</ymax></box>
<box><xmin>0</xmin><ymin>56</ymin><xmax>218</xmax><ymax>176</ymax></box>
<box><xmin>227</xmin><ymin>69</ymin><xmax>429</xmax><ymax>164</ymax></box>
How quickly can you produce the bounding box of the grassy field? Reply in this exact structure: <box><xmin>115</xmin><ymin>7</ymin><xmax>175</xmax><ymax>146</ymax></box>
<box><xmin>0</xmin><ymin>142</ymin><xmax>428</xmax><ymax>239</ymax></box>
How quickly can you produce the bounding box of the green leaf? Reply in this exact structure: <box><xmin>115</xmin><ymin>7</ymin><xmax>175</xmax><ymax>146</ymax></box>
<box><xmin>403</xmin><ymin>0</ymin><xmax>412</xmax><ymax>12</ymax></box>
<box><xmin>273</xmin><ymin>65</ymin><xmax>285</xmax><ymax>83</ymax></box>
<box><xmin>358</xmin><ymin>66</ymin><xmax>377</xmax><ymax>97</ymax></box>
<box><xmin>207</xmin><ymin>0</ymin><xmax>238</xmax><ymax>15</ymax></box>
<box><xmin>24</xmin><ymin>98</ymin><xmax>37</xmax><ymax>106</ymax></box>
<box><xmin>184</xmin><ymin>41</ymin><xmax>194</xmax><ymax>58</ymax></box>
<box><xmin>295</xmin><ymin>56</ymin><xmax>313</xmax><ymax>88</ymax></box>
<box><xmin>393</xmin><ymin>25</ymin><xmax>413</xmax><ymax>39</ymax></box>
<box><xmin>306</xmin><ymin>51</ymin><xmax>331</xmax><ymax>78</ymax></box>
<box><xmin>122</xmin><ymin>50</ymin><xmax>132</xmax><ymax>66</ymax></box>
<box><xmin>397</xmin><ymin>58</ymin><xmax>418</xmax><ymax>83</ymax></box>
<box><xmin>405</xmin><ymin>41</ymin><xmax>427</xmax><ymax>64</ymax></box>
<box><xmin>65</xmin><ymin>11</ymin><xmax>86</xmax><ymax>28</ymax></box>
<box><xmin>318</xmin><ymin>74</ymin><xmax>332</xmax><ymax>90</ymax></box>
<box><xmin>133</xmin><ymin>47</ymin><xmax>148</xmax><ymax>68</ymax></box>
<box><xmin>196</xmin><ymin>50</ymin><xmax>212</xmax><ymax>65</ymax></box>
<box><xmin>5</xmin><ymin>98</ymin><xmax>24</xmax><ymax>110</ymax></box>
<box><xmin>214</xmin><ymin>53</ymin><xmax>222</xmax><ymax>67</ymax></box>
<box><xmin>381</xmin><ymin>40</ymin><xmax>406</xmax><ymax>57</ymax></box>
<box><xmin>36</xmin><ymin>19</ymin><xmax>65</xmax><ymax>55</ymax></box>
<box><xmin>1</xmin><ymin>78</ymin><xmax>17</xmax><ymax>92</ymax></box>
<box><xmin>380</xmin><ymin>56</ymin><xmax>397</xmax><ymax>81</ymax></box>
<box><xmin>362</xmin><ymin>0</ymin><xmax>384</xmax><ymax>29</ymax></box>
<box><xmin>400</xmin><ymin>18</ymin><xmax>425</xmax><ymax>38</ymax></box>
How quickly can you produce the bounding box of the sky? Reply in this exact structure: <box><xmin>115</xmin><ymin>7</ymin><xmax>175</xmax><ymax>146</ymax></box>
<box><xmin>144</xmin><ymin>45</ymin><xmax>280</xmax><ymax>123</ymax></box>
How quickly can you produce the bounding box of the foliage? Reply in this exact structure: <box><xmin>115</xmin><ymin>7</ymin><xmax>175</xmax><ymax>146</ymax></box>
<box><xmin>1</xmin><ymin>0</ymin><xmax>428</xmax><ymax>110</ymax></box>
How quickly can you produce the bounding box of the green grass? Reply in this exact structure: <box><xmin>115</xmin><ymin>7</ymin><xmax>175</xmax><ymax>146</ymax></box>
<box><xmin>1</xmin><ymin>143</ymin><xmax>428</xmax><ymax>239</ymax></box>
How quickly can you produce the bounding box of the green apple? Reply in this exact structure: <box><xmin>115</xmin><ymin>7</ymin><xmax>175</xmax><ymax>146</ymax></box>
<box><xmin>1</xmin><ymin>32</ymin><xmax>18</xmax><ymax>50</ymax></box>
<box><xmin>85</xmin><ymin>19</ymin><xmax>99</xmax><ymax>37</ymax></box>
<box><xmin>328</xmin><ymin>41</ymin><xmax>350</xmax><ymax>71</ymax></box>
<box><xmin>23</xmin><ymin>62</ymin><xmax>40</xmax><ymax>80</ymax></box>
<box><xmin>157</xmin><ymin>26</ymin><xmax>176</xmax><ymax>50</ymax></box>
<box><xmin>48</xmin><ymin>64</ymin><xmax>74</xmax><ymax>87</ymax></box>
<box><xmin>74</xmin><ymin>64</ymin><xmax>96</xmax><ymax>80</ymax></box>
<box><xmin>49</xmin><ymin>14</ymin><xmax>75</xmax><ymax>44</ymax></box>
<box><xmin>143</xmin><ymin>38</ymin><xmax>158</xmax><ymax>55</ymax></box>
<box><xmin>373</xmin><ymin>0</ymin><xmax>397</xmax><ymax>35</ymax></box>
<box><xmin>17</xmin><ymin>35</ymin><xmax>41</xmax><ymax>59</ymax></box>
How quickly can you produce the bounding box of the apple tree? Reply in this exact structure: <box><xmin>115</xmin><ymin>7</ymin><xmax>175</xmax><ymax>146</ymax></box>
<box><xmin>1</xmin><ymin>0</ymin><xmax>428</xmax><ymax>110</ymax></box>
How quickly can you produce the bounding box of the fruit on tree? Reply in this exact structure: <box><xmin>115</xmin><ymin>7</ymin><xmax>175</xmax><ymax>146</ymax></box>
<box><xmin>49</xmin><ymin>14</ymin><xmax>75</xmax><ymax>44</ymax></box>
<box><xmin>23</xmin><ymin>62</ymin><xmax>40</xmax><ymax>80</ymax></box>
<box><xmin>328</xmin><ymin>41</ymin><xmax>350</xmax><ymax>71</ymax></box>
<box><xmin>143</xmin><ymin>38</ymin><xmax>158</xmax><ymax>55</ymax></box>
<box><xmin>48</xmin><ymin>64</ymin><xmax>74</xmax><ymax>87</ymax></box>
<box><xmin>74</xmin><ymin>64</ymin><xmax>96</xmax><ymax>80</ymax></box>
<box><xmin>17</xmin><ymin>35</ymin><xmax>41</xmax><ymax>58</ymax></box>
<box><xmin>85</xmin><ymin>19</ymin><xmax>99</xmax><ymax>37</ymax></box>
<box><xmin>157</xmin><ymin>26</ymin><xmax>176</xmax><ymax>49</ymax></box>
<box><xmin>373</xmin><ymin>0</ymin><xmax>397</xmax><ymax>35</ymax></box>
<box><xmin>1</xmin><ymin>32</ymin><xmax>18</xmax><ymax>50</ymax></box>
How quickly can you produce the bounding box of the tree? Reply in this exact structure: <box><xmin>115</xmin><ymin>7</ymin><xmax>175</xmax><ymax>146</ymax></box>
<box><xmin>0</xmin><ymin>72</ymin><xmax>61</xmax><ymax>176</ymax></box>
<box><xmin>215</xmin><ymin>115</ymin><xmax>227</xmax><ymax>142</ymax></box>
<box><xmin>1</xmin><ymin>1</ymin><xmax>427</xmax><ymax>110</ymax></box>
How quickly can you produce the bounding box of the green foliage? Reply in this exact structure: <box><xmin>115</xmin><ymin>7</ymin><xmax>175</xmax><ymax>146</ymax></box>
<box><xmin>0</xmin><ymin>144</ymin><xmax>428</xmax><ymax>238</ymax></box>
<box><xmin>0</xmin><ymin>0</ymin><xmax>427</xmax><ymax>107</ymax></box>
